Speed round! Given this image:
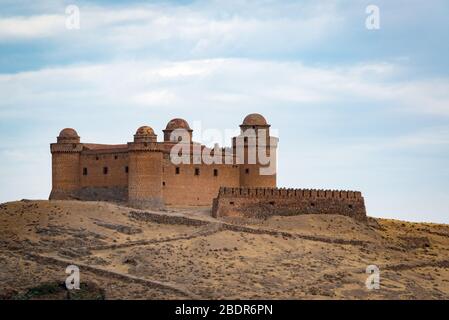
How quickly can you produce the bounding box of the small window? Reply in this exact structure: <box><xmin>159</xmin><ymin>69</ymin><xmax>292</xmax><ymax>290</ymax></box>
<box><xmin>96</xmin><ymin>156</ymin><xmax>99</xmax><ymax>161</ymax></box>
<box><xmin>175</xmin><ymin>167</ymin><xmax>180</xmax><ymax>174</ymax></box>
<box><xmin>269</xmin><ymin>201</ymin><xmax>275</xmax><ymax>205</ymax></box>
<box><xmin>348</xmin><ymin>204</ymin><xmax>353</xmax><ymax>209</ymax></box>
<box><xmin>125</xmin><ymin>166</ymin><xmax>129</xmax><ymax>173</ymax></box>
<box><xmin>310</xmin><ymin>202</ymin><xmax>315</xmax><ymax>207</ymax></box>
<box><xmin>230</xmin><ymin>201</ymin><xmax>235</xmax><ymax>205</ymax></box>
<box><xmin>114</xmin><ymin>155</ymin><xmax>118</xmax><ymax>160</ymax></box>
<box><xmin>195</xmin><ymin>168</ymin><xmax>200</xmax><ymax>176</ymax></box>
<box><xmin>245</xmin><ymin>168</ymin><xmax>250</xmax><ymax>174</ymax></box>
<box><xmin>163</xmin><ymin>181</ymin><xmax>166</xmax><ymax>186</ymax></box>
<box><xmin>83</xmin><ymin>168</ymin><xmax>88</xmax><ymax>176</ymax></box>
<box><xmin>103</xmin><ymin>167</ymin><xmax>108</xmax><ymax>175</ymax></box>
<box><xmin>213</xmin><ymin>169</ymin><xmax>218</xmax><ymax>176</ymax></box>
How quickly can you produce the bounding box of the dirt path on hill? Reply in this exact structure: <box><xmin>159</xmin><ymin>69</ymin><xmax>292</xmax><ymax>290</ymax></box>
<box><xmin>20</xmin><ymin>251</ymin><xmax>199</xmax><ymax>299</ymax></box>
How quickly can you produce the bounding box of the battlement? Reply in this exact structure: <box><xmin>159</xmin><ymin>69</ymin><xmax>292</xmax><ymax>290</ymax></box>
<box><xmin>50</xmin><ymin>143</ymin><xmax>83</xmax><ymax>153</ymax></box>
<box><xmin>127</xmin><ymin>141</ymin><xmax>163</xmax><ymax>152</ymax></box>
<box><xmin>212</xmin><ymin>187</ymin><xmax>367</xmax><ymax>222</ymax></box>
<box><xmin>217</xmin><ymin>187</ymin><xmax>363</xmax><ymax>200</ymax></box>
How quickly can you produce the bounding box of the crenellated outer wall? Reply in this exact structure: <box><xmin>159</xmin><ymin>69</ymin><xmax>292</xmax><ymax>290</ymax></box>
<box><xmin>212</xmin><ymin>187</ymin><xmax>367</xmax><ymax>222</ymax></box>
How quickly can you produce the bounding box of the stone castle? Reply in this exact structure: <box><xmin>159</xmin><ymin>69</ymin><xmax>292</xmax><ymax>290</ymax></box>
<box><xmin>50</xmin><ymin>113</ymin><xmax>367</xmax><ymax>220</ymax></box>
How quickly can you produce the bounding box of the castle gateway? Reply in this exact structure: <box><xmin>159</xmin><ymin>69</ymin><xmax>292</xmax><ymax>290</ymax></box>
<box><xmin>50</xmin><ymin>113</ymin><xmax>278</xmax><ymax>208</ymax></box>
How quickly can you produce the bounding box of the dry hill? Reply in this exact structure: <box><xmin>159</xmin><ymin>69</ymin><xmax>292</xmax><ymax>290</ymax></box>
<box><xmin>0</xmin><ymin>200</ymin><xmax>448</xmax><ymax>299</ymax></box>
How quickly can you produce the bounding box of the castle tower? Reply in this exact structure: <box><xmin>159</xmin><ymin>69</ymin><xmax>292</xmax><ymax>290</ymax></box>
<box><xmin>49</xmin><ymin>128</ymin><xmax>83</xmax><ymax>200</ymax></box>
<box><xmin>162</xmin><ymin>118</ymin><xmax>193</xmax><ymax>143</ymax></box>
<box><xmin>127</xmin><ymin>126</ymin><xmax>164</xmax><ymax>209</ymax></box>
<box><xmin>233</xmin><ymin>113</ymin><xmax>277</xmax><ymax>187</ymax></box>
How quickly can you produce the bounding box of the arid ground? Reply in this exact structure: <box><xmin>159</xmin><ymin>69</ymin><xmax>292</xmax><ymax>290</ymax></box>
<box><xmin>1</xmin><ymin>200</ymin><xmax>449</xmax><ymax>299</ymax></box>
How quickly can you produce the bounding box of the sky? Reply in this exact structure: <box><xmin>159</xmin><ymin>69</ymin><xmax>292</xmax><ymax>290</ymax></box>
<box><xmin>0</xmin><ymin>0</ymin><xmax>448</xmax><ymax>223</ymax></box>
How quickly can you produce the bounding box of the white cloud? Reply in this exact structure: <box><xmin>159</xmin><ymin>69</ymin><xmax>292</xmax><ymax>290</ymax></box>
<box><xmin>0</xmin><ymin>1</ymin><xmax>342</xmax><ymax>57</ymax></box>
<box><xmin>132</xmin><ymin>90</ymin><xmax>178</xmax><ymax>106</ymax></box>
<box><xmin>0</xmin><ymin>14</ymin><xmax>65</xmax><ymax>39</ymax></box>
<box><xmin>389</xmin><ymin>126</ymin><xmax>449</xmax><ymax>148</ymax></box>
<box><xmin>1</xmin><ymin>58</ymin><xmax>449</xmax><ymax>117</ymax></box>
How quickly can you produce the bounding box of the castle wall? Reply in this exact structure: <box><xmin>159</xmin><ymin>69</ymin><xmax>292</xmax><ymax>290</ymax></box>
<box><xmin>212</xmin><ymin>187</ymin><xmax>367</xmax><ymax>222</ymax></box>
<box><xmin>162</xmin><ymin>159</ymin><xmax>240</xmax><ymax>206</ymax></box>
<box><xmin>71</xmin><ymin>151</ymin><xmax>129</xmax><ymax>201</ymax></box>
<box><xmin>239</xmin><ymin>164</ymin><xmax>276</xmax><ymax>188</ymax></box>
<box><xmin>79</xmin><ymin>152</ymin><xmax>128</xmax><ymax>188</ymax></box>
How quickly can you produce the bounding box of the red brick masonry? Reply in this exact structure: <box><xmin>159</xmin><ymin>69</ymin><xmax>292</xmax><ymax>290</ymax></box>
<box><xmin>50</xmin><ymin>114</ymin><xmax>277</xmax><ymax>208</ymax></box>
<box><xmin>212</xmin><ymin>187</ymin><xmax>367</xmax><ymax>222</ymax></box>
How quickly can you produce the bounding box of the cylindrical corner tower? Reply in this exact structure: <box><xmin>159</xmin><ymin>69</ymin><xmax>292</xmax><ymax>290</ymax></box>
<box><xmin>49</xmin><ymin>128</ymin><xmax>82</xmax><ymax>200</ymax></box>
<box><xmin>128</xmin><ymin>126</ymin><xmax>164</xmax><ymax>209</ymax></box>
<box><xmin>234</xmin><ymin>113</ymin><xmax>278</xmax><ymax>188</ymax></box>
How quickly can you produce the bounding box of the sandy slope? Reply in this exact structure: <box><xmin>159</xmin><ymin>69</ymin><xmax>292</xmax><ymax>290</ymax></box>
<box><xmin>0</xmin><ymin>200</ymin><xmax>448</xmax><ymax>299</ymax></box>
